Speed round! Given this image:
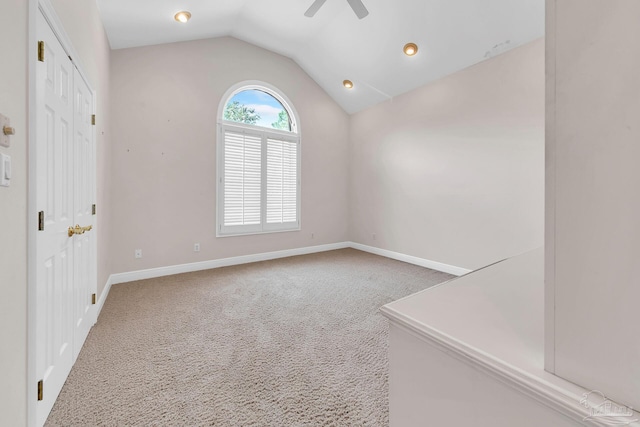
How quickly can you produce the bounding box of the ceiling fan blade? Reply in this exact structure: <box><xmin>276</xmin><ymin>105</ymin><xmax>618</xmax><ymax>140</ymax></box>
<box><xmin>346</xmin><ymin>0</ymin><xmax>369</xmax><ymax>19</ymax></box>
<box><xmin>304</xmin><ymin>0</ymin><xmax>327</xmax><ymax>17</ymax></box>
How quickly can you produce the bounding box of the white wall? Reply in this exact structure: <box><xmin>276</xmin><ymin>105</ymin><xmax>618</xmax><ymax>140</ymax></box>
<box><xmin>49</xmin><ymin>0</ymin><xmax>112</xmax><ymax>297</ymax></box>
<box><xmin>109</xmin><ymin>37</ymin><xmax>350</xmax><ymax>274</ymax></box>
<box><xmin>546</xmin><ymin>0</ymin><xmax>640</xmax><ymax>410</ymax></box>
<box><xmin>0</xmin><ymin>0</ymin><xmax>28</xmax><ymax>424</ymax></box>
<box><xmin>349</xmin><ymin>39</ymin><xmax>545</xmax><ymax>271</ymax></box>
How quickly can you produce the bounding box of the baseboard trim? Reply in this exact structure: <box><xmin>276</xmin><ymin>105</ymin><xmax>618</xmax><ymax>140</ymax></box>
<box><xmin>96</xmin><ymin>275</ymin><xmax>113</xmax><ymax>320</ymax></box>
<box><xmin>109</xmin><ymin>242</ymin><xmax>351</xmax><ymax>285</ymax></box>
<box><xmin>106</xmin><ymin>241</ymin><xmax>471</xmax><ymax>288</ymax></box>
<box><xmin>348</xmin><ymin>242</ymin><xmax>471</xmax><ymax>276</ymax></box>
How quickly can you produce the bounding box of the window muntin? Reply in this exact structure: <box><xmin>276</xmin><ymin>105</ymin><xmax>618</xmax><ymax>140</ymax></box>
<box><xmin>223</xmin><ymin>89</ymin><xmax>293</xmax><ymax>132</ymax></box>
<box><xmin>218</xmin><ymin>84</ymin><xmax>300</xmax><ymax>237</ymax></box>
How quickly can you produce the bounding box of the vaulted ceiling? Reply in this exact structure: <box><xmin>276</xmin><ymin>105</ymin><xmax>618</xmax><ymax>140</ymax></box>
<box><xmin>96</xmin><ymin>0</ymin><xmax>544</xmax><ymax>114</ymax></box>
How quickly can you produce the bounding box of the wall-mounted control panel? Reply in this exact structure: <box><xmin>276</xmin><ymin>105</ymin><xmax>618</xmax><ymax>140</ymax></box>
<box><xmin>1</xmin><ymin>113</ymin><xmax>15</xmax><ymax>148</ymax></box>
<box><xmin>0</xmin><ymin>153</ymin><xmax>11</xmax><ymax>187</ymax></box>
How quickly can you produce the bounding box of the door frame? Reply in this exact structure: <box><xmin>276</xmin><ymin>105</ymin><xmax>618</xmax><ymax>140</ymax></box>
<box><xmin>27</xmin><ymin>1</ymin><xmax>97</xmax><ymax>425</ymax></box>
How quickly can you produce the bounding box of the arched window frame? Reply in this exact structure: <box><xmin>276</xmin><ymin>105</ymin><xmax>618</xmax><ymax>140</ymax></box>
<box><xmin>217</xmin><ymin>81</ymin><xmax>300</xmax><ymax>134</ymax></box>
<box><xmin>216</xmin><ymin>81</ymin><xmax>301</xmax><ymax>237</ymax></box>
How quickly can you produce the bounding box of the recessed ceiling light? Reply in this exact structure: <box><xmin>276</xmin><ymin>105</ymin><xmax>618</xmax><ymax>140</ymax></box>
<box><xmin>343</xmin><ymin>80</ymin><xmax>354</xmax><ymax>89</ymax></box>
<box><xmin>174</xmin><ymin>11</ymin><xmax>192</xmax><ymax>23</ymax></box>
<box><xmin>403</xmin><ymin>43</ymin><xmax>418</xmax><ymax>56</ymax></box>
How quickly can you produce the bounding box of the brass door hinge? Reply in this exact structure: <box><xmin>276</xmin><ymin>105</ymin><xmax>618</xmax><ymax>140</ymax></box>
<box><xmin>38</xmin><ymin>41</ymin><xmax>45</xmax><ymax>62</ymax></box>
<box><xmin>92</xmin><ymin>293</ymin><xmax>96</xmax><ymax>305</ymax></box>
<box><xmin>91</xmin><ymin>115</ymin><xmax>96</xmax><ymax>126</ymax></box>
<box><xmin>37</xmin><ymin>380</ymin><xmax>43</xmax><ymax>401</ymax></box>
<box><xmin>38</xmin><ymin>211</ymin><xmax>45</xmax><ymax>231</ymax></box>
<box><xmin>92</xmin><ymin>204</ymin><xmax>96</xmax><ymax>215</ymax></box>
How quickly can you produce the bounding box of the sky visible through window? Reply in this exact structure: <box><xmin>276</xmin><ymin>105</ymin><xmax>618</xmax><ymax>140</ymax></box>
<box><xmin>225</xmin><ymin>89</ymin><xmax>291</xmax><ymax>131</ymax></box>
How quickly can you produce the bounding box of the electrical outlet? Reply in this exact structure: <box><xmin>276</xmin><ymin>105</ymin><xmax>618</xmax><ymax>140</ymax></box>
<box><xmin>135</xmin><ymin>249</ymin><xmax>142</xmax><ymax>259</ymax></box>
<box><xmin>194</xmin><ymin>243</ymin><xmax>200</xmax><ymax>252</ymax></box>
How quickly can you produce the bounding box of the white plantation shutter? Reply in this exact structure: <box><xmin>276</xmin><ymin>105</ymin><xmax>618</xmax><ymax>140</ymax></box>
<box><xmin>217</xmin><ymin>103</ymin><xmax>300</xmax><ymax>236</ymax></box>
<box><xmin>222</xmin><ymin>129</ymin><xmax>262</xmax><ymax>231</ymax></box>
<box><xmin>267</xmin><ymin>138</ymin><xmax>298</xmax><ymax>226</ymax></box>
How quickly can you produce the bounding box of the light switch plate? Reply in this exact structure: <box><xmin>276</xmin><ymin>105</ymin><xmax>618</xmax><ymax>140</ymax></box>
<box><xmin>0</xmin><ymin>113</ymin><xmax>11</xmax><ymax>148</ymax></box>
<box><xmin>0</xmin><ymin>153</ymin><xmax>10</xmax><ymax>187</ymax></box>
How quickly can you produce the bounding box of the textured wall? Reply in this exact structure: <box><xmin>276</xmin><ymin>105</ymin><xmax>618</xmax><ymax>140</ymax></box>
<box><xmin>349</xmin><ymin>39</ymin><xmax>545</xmax><ymax>271</ymax></box>
<box><xmin>110</xmin><ymin>37</ymin><xmax>350</xmax><ymax>274</ymax></box>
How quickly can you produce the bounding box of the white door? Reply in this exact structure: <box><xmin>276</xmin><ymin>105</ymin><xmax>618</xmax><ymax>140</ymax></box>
<box><xmin>72</xmin><ymin>66</ymin><xmax>97</xmax><ymax>361</ymax></box>
<box><xmin>35</xmin><ymin>10</ymin><xmax>97</xmax><ymax>426</ymax></box>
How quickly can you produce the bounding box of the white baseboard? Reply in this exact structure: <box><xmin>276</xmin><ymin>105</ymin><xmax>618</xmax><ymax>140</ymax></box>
<box><xmin>105</xmin><ymin>241</ymin><xmax>470</xmax><ymax>293</ymax></box>
<box><xmin>109</xmin><ymin>242</ymin><xmax>351</xmax><ymax>285</ymax></box>
<box><xmin>96</xmin><ymin>275</ymin><xmax>113</xmax><ymax>320</ymax></box>
<box><xmin>348</xmin><ymin>242</ymin><xmax>472</xmax><ymax>276</ymax></box>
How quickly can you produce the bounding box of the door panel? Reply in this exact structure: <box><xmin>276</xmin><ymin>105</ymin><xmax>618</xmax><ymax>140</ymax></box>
<box><xmin>72</xmin><ymin>68</ymin><xmax>96</xmax><ymax>361</ymax></box>
<box><xmin>36</xmin><ymin>11</ymin><xmax>75</xmax><ymax>426</ymax></box>
<box><xmin>36</xmin><ymin>10</ymin><xmax>97</xmax><ymax>426</ymax></box>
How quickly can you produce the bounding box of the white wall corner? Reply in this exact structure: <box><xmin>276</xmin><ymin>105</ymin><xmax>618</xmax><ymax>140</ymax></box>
<box><xmin>544</xmin><ymin>0</ymin><xmax>557</xmax><ymax>376</ymax></box>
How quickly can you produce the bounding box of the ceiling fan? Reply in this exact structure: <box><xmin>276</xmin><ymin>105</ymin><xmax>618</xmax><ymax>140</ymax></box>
<box><xmin>305</xmin><ymin>0</ymin><xmax>370</xmax><ymax>20</ymax></box>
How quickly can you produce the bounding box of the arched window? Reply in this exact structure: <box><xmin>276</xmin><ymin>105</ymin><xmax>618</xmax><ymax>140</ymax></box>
<box><xmin>223</xmin><ymin>89</ymin><xmax>295</xmax><ymax>132</ymax></box>
<box><xmin>217</xmin><ymin>82</ymin><xmax>300</xmax><ymax>236</ymax></box>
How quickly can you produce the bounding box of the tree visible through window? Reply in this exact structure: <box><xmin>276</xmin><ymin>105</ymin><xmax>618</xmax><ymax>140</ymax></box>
<box><xmin>223</xmin><ymin>101</ymin><xmax>261</xmax><ymax>125</ymax></box>
<box><xmin>223</xmin><ymin>89</ymin><xmax>292</xmax><ymax>132</ymax></box>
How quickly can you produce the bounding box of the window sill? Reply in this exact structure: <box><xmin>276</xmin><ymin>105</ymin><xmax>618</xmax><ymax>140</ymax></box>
<box><xmin>216</xmin><ymin>226</ymin><xmax>301</xmax><ymax>238</ymax></box>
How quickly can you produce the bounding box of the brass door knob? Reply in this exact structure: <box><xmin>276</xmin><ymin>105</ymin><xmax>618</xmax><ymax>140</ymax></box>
<box><xmin>68</xmin><ymin>224</ymin><xmax>93</xmax><ymax>237</ymax></box>
<box><xmin>3</xmin><ymin>126</ymin><xmax>15</xmax><ymax>136</ymax></box>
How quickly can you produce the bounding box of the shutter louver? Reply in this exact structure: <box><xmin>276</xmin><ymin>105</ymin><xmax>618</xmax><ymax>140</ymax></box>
<box><xmin>223</xmin><ymin>130</ymin><xmax>262</xmax><ymax>227</ymax></box>
<box><xmin>267</xmin><ymin>138</ymin><xmax>298</xmax><ymax>224</ymax></box>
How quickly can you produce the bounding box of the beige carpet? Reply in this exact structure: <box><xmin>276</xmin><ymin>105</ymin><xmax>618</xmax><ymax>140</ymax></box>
<box><xmin>46</xmin><ymin>248</ymin><xmax>453</xmax><ymax>426</ymax></box>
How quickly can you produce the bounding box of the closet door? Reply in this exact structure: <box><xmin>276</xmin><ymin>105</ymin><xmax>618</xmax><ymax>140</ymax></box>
<box><xmin>71</xmin><ymin>67</ymin><xmax>97</xmax><ymax>361</ymax></box>
<box><xmin>35</xmin><ymin>10</ymin><xmax>97</xmax><ymax>426</ymax></box>
<box><xmin>35</xmin><ymin>10</ymin><xmax>76</xmax><ymax>426</ymax></box>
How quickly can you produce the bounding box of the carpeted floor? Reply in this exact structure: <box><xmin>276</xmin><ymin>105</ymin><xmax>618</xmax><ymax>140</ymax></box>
<box><xmin>45</xmin><ymin>248</ymin><xmax>453</xmax><ymax>426</ymax></box>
